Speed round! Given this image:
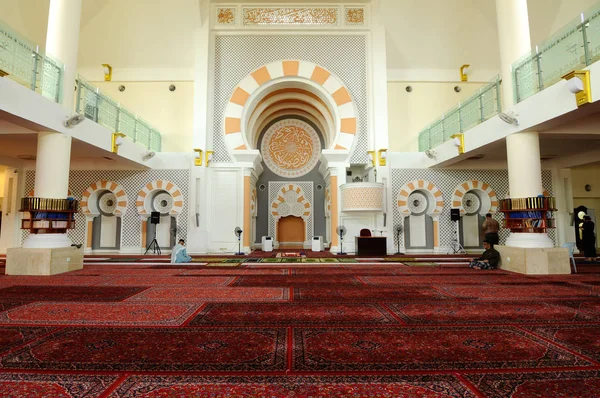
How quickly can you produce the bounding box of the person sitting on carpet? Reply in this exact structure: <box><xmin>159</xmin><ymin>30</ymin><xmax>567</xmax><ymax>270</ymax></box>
<box><xmin>171</xmin><ymin>239</ymin><xmax>192</xmax><ymax>263</ymax></box>
<box><xmin>469</xmin><ymin>240</ymin><xmax>500</xmax><ymax>270</ymax></box>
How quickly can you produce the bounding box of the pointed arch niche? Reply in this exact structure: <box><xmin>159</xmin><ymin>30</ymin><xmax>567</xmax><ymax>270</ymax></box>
<box><xmin>397</xmin><ymin>180</ymin><xmax>444</xmax><ymax>251</ymax></box>
<box><xmin>80</xmin><ymin>180</ymin><xmax>128</xmax><ymax>252</ymax></box>
<box><xmin>270</xmin><ymin>183</ymin><xmax>313</xmax><ymax>248</ymax></box>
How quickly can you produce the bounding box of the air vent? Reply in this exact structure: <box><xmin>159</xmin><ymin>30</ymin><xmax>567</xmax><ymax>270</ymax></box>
<box><xmin>17</xmin><ymin>155</ymin><xmax>36</xmax><ymax>160</ymax></box>
<box><xmin>103</xmin><ymin>156</ymin><xmax>115</xmax><ymax>161</ymax></box>
<box><xmin>467</xmin><ymin>154</ymin><xmax>484</xmax><ymax>160</ymax></box>
<box><xmin>540</xmin><ymin>155</ymin><xmax>556</xmax><ymax>161</ymax></box>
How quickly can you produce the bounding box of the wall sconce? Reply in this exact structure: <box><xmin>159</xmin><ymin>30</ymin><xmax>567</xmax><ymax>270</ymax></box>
<box><xmin>450</xmin><ymin>133</ymin><xmax>465</xmax><ymax>155</ymax></box>
<box><xmin>460</xmin><ymin>64</ymin><xmax>470</xmax><ymax>82</ymax></box>
<box><xmin>367</xmin><ymin>150</ymin><xmax>376</xmax><ymax>167</ymax></box>
<box><xmin>206</xmin><ymin>150</ymin><xmax>214</xmax><ymax>166</ymax></box>
<box><xmin>102</xmin><ymin>64</ymin><xmax>113</xmax><ymax>81</ymax></box>
<box><xmin>193</xmin><ymin>148</ymin><xmax>203</xmax><ymax>166</ymax></box>
<box><xmin>377</xmin><ymin>149</ymin><xmax>388</xmax><ymax>166</ymax></box>
<box><xmin>562</xmin><ymin>70</ymin><xmax>591</xmax><ymax>107</ymax></box>
<box><xmin>111</xmin><ymin>132</ymin><xmax>126</xmax><ymax>153</ymax></box>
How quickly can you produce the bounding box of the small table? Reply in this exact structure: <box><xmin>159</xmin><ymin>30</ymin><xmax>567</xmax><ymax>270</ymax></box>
<box><xmin>355</xmin><ymin>236</ymin><xmax>387</xmax><ymax>256</ymax></box>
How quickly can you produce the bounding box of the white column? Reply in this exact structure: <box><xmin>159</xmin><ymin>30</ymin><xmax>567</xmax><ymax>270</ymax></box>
<box><xmin>23</xmin><ymin>0</ymin><xmax>81</xmax><ymax>249</ymax></box>
<box><xmin>495</xmin><ymin>0</ymin><xmax>531</xmax><ymax>109</ymax></box>
<box><xmin>46</xmin><ymin>0</ymin><xmax>83</xmax><ymax>107</ymax></box>
<box><xmin>505</xmin><ymin>131</ymin><xmax>553</xmax><ymax>248</ymax></box>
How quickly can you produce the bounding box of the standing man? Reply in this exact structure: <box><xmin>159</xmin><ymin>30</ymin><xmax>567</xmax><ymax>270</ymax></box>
<box><xmin>482</xmin><ymin>213</ymin><xmax>500</xmax><ymax>246</ymax></box>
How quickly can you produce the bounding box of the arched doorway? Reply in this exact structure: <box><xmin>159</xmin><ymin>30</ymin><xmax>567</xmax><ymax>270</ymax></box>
<box><xmin>277</xmin><ymin>216</ymin><xmax>305</xmax><ymax>248</ymax></box>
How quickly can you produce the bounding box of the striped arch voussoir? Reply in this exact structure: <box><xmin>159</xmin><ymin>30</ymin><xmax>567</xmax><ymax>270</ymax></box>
<box><xmin>80</xmin><ymin>180</ymin><xmax>128</xmax><ymax>216</ymax></box>
<box><xmin>270</xmin><ymin>184</ymin><xmax>312</xmax><ymax>219</ymax></box>
<box><xmin>397</xmin><ymin>180</ymin><xmax>444</xmax><ymax>215</ymax></box>
<box><xmin>451</xmin><ymin>180</ymin><xmax>498</xmax><ymax>215</ymax></box>
<box><xmin>224</xmin><ymin>60</ymin><xmax>357</xmax><ymax>152</ymax></box>
<box><xmin>136</xmin><ymin>180</ymin><xmax>183</xmax><ymax>215</ymax></box>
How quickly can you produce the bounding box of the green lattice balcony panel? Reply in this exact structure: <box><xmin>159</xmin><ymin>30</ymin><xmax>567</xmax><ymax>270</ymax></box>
<box><xmin>0</xmin><ymin>29</ymin><xmax>36</xmax><ymax>86</ymax></box>
<box><xmin>149</xmin><ymin>130</ymin><xmax>162</xmax><ymax>152</ymax></box>
<box><xmin>118</xmin><ymin>109</ymin><xmax>137</xmax><ymax>140</ymax></box>
<box><xmin>459</xmin><ymin>95</ymin><xmax>481</xmax><ymax>132</ymax></box>
<box><xmin>418</xmin><ymin>129</ymin><xmax>430</xmax><ymax>152</ymax></box>
<box><xmin>513</xmin><ymin>51</ymin><xmax>541</xmax><ymax>103</ymax></box>
<box><xmin>77</xmin><ymin>80</ymin><xmax>99</xmax><ymax>122</ymax></box>
<box><xmin>538</xmin><ymin>20</ymin><xmax>586</xmax><ymax>88</ymax></box>
<box><xmin>428</xmin><ymin>120</ymin><xmax>444</xmax><ymax>148</ymax></box>
<box><xmin>585</xmin><ymin>4</ymin><xmax>600</xmax><ymax>63</ymax></box>
<box><xmin>97</xmin><ymin>93</ymin><xmax>119</xmax><ymax>132</ymax></box>
<box><xmin>41</xmin><ymin>56</ymin><xmax>62</xmax><ymax>103</ymax></box>
<box><xmin>135</xmin><ymin>120</ymin><xmax>151</xmax><ymax>148</ymax></box>
<box><xmin>442</xmin><ymin>106</ymin><xmax>460</xmax><ymax>140</ymax></box>
<box><xmin>481</xmin><ymin>84</ymin><xmax>499</xmax><ymax>121</ymax></box>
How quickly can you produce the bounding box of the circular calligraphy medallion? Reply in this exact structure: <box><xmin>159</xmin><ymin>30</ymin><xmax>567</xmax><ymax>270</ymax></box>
<box><xmin>462</xmin><ymin>192</ymin><xmax>481</xmax><ymax>215</ymax></box>
<box><xmin>261</xmin><ymin>119</ymin><xmax>321</xmax><ymax>178</ymax></box>
<box><xmin>98</xmin><ymin>191</ymin><xmax>117</xmax><ymax>216</ymax></box>
<box><xmin>407</xmin><ymin>191</ymin><xmax>428</xmax><ymax>215</ymax></box>
<box><xmin>153</xmin><ymin>191</ymin><xmax>173</xmax><ymax>214</ymax></box>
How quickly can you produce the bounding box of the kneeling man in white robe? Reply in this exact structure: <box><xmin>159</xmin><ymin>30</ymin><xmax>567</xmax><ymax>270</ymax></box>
<box><xmin>171</xmin><ymin>239</ymin><xmax>192</xmax><ymax>263</ymax></box>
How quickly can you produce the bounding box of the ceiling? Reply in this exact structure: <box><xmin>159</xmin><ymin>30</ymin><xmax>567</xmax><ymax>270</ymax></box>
<box><xmin>1</xmin><ymin>0</ymin><xmax>595</xmax><ymax>75</ymax></box>
<box><xmin>0</xmin><ymin>119</ymin><xmax>144</xmax><ymax>168</ymax></box>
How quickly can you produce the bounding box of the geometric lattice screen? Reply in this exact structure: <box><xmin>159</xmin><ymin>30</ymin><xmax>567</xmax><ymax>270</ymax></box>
<box><xmin>391</xmin><ymin>169</ymin><xmax>556</xmax><ymax>248</ymax></box>
<box><xmin>23</xmin><ymin>169</ymin><xmax>190</xmax><ymax>248</ymax></box>
<box><xmin>213</xmin><ymin>35</ymin><xmax>369</xmax><ymax>164</ymax></box>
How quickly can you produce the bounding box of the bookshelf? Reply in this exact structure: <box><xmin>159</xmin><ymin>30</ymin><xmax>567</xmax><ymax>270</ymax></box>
<box><xmin>19</xmin><ymin>197</ymin><xmax>79</xmax><ymax>234</ymax></box>
<box><xmin>499</xmin><ymin>197</ymin><xmax>556</xmax><ymax>233</ymax></box>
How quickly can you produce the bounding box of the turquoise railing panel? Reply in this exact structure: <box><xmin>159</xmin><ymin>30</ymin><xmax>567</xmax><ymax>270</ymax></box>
<box><xmin>416</xmin><ymin>76</ymin><xmax>501</xmax><ymax>152</ymax></box>
<box><xmin>0</xmin><ymin>20</ymin><xmax>63</xmax><ymax>103</ymax></box>
<box><xmin>76</xmin><ymin>77</ymin><xmax>163</xmax><ymax>151</ymax></box>
<box><xmin>418</xmin><ymin>129</ymin><xmax>430</xmax><ymax>152</ymax></box>
<box><xmin>513</xmin><ymin>1</ymin><xmax>600</xmax><ymax>103</ymax></box>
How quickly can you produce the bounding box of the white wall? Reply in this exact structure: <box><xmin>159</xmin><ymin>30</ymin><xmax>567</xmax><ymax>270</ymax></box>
<box><xmin>572</xmin><ymin>162</ymin><xmax>600</xmax><ymax>212</ymax></box>
<box><xmin>90</xmin><ymin>82</ymin><xmax>194</xmax><ymax>153</ymax></box>
<box><xmin>387</xmin><ymin>82</ymin><xmax>486</xmax><ymax>152</ymax></box>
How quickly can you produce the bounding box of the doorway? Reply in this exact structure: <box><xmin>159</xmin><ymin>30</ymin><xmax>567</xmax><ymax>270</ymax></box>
<box><xmin>277</xmin><ymin>216</ymin><xmax>305</xmax><ymax>248</ymax></box>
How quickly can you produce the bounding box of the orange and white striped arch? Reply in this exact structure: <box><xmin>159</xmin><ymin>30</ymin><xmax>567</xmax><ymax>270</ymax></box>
<box><xmin>397</xmin><ymin>180</ymin><xmax>444</xmax><ymax>216</ymax></box>
<box><xmin>224</xmin><ymin>60</ymin><xmax>357</xmax><ymax>152</ymax></box>
<box><xmin>136</xmin><ymin>180</ymin><xmax>184</xmax><ymax>215</ymax></box>
<box><xmin>271</xmin><ymin>184</ymin><xmax>312</xmax><ymax>219</ymax></box>
<box><xmin>80</xmin><ymin>181</ymin><xmax>128</xmax><ymax>216</ymax></box>
<box><xmin>452</xmin><ymin>180</ymin><xmax>498</xmax><ymax>215</ymax></box>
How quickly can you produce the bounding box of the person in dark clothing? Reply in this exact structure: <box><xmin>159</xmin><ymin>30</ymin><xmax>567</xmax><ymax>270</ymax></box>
<box><xmin>580</xmin><ymin>216</ymin><xmax>597</xmax><ymax>261</ymax></box>
<box><xmin>469</xmin><ymin>240</ymin><xmax>500</xmax><ymax>270</ymax></box>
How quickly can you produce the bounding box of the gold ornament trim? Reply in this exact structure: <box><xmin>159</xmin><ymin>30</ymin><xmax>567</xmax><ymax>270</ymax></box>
<box><xmin>345</xmin><ymin>8</ymin><xmax>365</xmax><ymax>25</ymax></box>
<box><xmin>217</xmin><ymin>8</ymin><xmax>236</xmax><ymax>25</ymax></box>
<box><xmin>243</xmin><ymin>7</ymin><xmax>339</xmax><ymax>26</ymax></box>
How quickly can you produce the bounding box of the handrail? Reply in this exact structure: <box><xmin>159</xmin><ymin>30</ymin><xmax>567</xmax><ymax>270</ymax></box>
<box><xmin>75</xmin><ymin>76</ymin><xmax>162</xmax><ymax>152</ymax></box>
<box><xmin>0</xmin><ymin>20</ymin><xmax>63</xmax><ymax>103</ymax></box>
<box><xmin>513</xmin><ymin>1</ymin><xmax>600</xmax><ymax>103</ymax></box>
<box><xmin>418</xmin><ymin>76</ymin><xmax>501</xmax><ymax>152</ymax></box>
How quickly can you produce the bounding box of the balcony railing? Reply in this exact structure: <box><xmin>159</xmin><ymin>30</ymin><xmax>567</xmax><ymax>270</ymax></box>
<box><xmin>0</xmin><ymin>20</ymin><xmax>63</xmax><ymax>103</ymax></box>
<box><xmin>418</xmin><ymin>76</ymin><xmax>501</xmax><ymax>152</ymax></box>
<box><xmin>513</xmin><ymin>2</ymin><xmax>600</xmax><ymax>103</ymax></box>
<box><xmin>75</xmin><ymin>77</ymin><xmax>162</xmax><ymax>152</ymax></box>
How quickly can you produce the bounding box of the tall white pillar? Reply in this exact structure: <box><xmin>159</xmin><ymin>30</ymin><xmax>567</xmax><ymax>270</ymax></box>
<box><xmin>23</xmin><ymin>0</ymin><xmax>82</xmax><ymax>249</ymax></box>
<box><xmin>496</xmin><ymin>1</ymin><xmax>553</xmax><ymax>248</ymax></box>
<box><xmin>46</xmin><ymin>0</ymin><xmax>82</xmax><ymax>107</ymax></box>
<box><xmin>495</xmin><ymin>0</ymin><xmax>531</xmax><ymax>109</ymax></box>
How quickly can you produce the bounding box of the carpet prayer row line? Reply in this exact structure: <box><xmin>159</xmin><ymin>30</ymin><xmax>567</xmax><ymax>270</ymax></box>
<box><xmin>0</xmin><ymin>259</ymin><xmax>598</xmax><ymax>396</ymax></box>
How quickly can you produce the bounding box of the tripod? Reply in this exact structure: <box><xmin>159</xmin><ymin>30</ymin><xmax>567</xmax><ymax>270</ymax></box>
<box><xmin>145</xmin><ymin>230</ymin><xmax>161</xmax><ymax>255</ymax></box>
<box><xmin>447</xmin><ymin>221</ymin><xmax>466</xmax><ymax>254</ymax></box>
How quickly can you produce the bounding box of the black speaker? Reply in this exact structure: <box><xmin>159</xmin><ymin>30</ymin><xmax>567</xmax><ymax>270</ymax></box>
<box><xmin>150</xmin><ymin>211</ymin><xmax>160</xmax><ymax>224</ymax></box>
<box><xmin>450</xmin><ymin>208</ymin><xmax>460</xmax><ymax>221</ymax></box>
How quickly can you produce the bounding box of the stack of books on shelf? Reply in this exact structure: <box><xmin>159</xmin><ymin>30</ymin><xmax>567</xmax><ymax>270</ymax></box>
<box><xmin>499</xmin><ymin>197</ymin><xmax>556</xmax><ymax>210</ymax></box>
<box><xmin>21</xmin><ymin>197</ymin><xmax>78</xmax><ymax>212</ymax></box>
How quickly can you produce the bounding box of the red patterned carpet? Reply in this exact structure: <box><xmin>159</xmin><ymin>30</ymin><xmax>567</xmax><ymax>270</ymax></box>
<box><xmin>0</xmin><ymin>257</ymin><xmax>598</xmax><ymax>396</ymax></box>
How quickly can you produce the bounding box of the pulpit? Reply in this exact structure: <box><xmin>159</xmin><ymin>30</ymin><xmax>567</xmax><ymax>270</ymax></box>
<box><xmin>355</xmin><ymin>236</ymin><xmax>387</xmax><ymax>256</ymax></box>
